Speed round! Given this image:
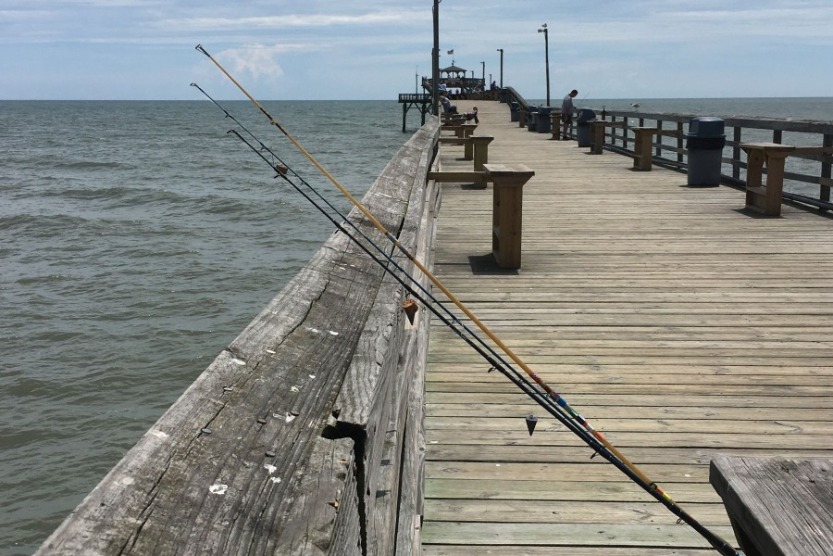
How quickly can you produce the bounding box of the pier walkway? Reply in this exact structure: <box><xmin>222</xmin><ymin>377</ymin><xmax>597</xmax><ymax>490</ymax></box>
<box><xmin>421</xmin><ymin>101</ymin><xmax>833</xmax><ymax>554</ymax></box>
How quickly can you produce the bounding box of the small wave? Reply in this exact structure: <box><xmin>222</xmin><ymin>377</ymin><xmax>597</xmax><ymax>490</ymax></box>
<box><xmin>54</xmin><ymin>160</ymin><xmax>128</xmax><ymax>171</ymax></box>
<box><xmin>0</xmin><ymin>213</ymin><xmax>93</xmax><ymax>234</ymax></box>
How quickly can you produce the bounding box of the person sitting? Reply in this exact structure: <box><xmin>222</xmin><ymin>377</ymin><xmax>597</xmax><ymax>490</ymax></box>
<box><xmin>465</xmin><ymin>106</ymin><xmax>479</xmax><ymax>124</ymax></box>
<box><xmin>441</xmin><ymin>95</ymin><xmax>457</xmax><ymax>113</ymax></box>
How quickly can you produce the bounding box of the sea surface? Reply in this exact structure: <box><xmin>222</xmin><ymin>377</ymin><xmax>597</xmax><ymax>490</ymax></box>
<box><xmin>1</xmin><ymin>97</ymin><xmax>832</xmax><ymax>554</ymax></box>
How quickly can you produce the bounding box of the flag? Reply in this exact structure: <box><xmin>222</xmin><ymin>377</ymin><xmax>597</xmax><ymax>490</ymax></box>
<box><xmin>447</xmin><ymin>49</ymin><xmax>454</xmax><ymax>55</ymax></box>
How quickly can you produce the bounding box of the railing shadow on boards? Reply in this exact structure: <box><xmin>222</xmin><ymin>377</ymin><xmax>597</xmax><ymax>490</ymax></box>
<box><xmin>35</xmin><ymin>118</ymin><xmax>442</xmax><ymax>556</ymax></box>
<box><xmin>582</xmin><ymin>108</ymin><xmax>833</xmax><ymax>214</ymax></box>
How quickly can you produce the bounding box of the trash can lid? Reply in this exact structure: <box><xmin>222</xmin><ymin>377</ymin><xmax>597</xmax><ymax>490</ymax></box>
<box><xmin>689</xmin><ymin>117</ymin><xmax>725</xmax><ymax>137</ymax></box>
<box><xmin>577</xmin><ymin>108</ymin><xmax>596</xmax><ymax>123</ymax></box>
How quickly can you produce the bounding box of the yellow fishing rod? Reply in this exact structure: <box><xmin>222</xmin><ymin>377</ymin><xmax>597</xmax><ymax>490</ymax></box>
<box><xmin>194</xmin><ymin>42</ymin><xmax>665</xmax><ymax>494</ymax></box>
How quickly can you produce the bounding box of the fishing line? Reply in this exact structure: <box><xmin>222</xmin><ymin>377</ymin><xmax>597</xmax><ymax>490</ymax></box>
<box><xmin>195</xmin><ymin>46</ymin><xmax>739</xmax><ymax>555</ymax></box>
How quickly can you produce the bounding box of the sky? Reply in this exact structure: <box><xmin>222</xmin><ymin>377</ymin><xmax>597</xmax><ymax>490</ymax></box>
<box><xmin>2</xmin><ymin>0</ymin><xmax>833</xmax><ymax>101</ymax></box>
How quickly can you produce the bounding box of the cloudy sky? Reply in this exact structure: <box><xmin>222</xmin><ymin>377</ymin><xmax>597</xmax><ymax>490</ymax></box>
<box><xmin>2</xmin><ymin>0</ymin><xmax>832</xmax><ymax>101</ymax></box>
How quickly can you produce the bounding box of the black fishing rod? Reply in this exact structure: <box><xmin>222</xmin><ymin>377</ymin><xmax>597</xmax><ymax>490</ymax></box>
<box><xmin>194</xmin><ymin>86</ymin><xmax>636</xmax><ymax>471</ymax></box>
<box><xmin>197</xmin><ymin>85</ymin><xmax>632</xmax><ymax>459</ymax></box>
<box><xmin>193</xmin><ymin>44</ymin><xmax>656</xmax><ymax>486</ymax></box>
<box><xmin>227</xmin><ymin>126</ymin><xmax>739</xmax><ymax>556</ymax></box>
<box><xmin>192</xmin><ymin>83</ymin><xmax>591</xmax><ymax>438</ymax></box>
<box><xmin>194</xmin><ymin>46</ymin><xmax>739</xmax><ymax>554</ymax></box>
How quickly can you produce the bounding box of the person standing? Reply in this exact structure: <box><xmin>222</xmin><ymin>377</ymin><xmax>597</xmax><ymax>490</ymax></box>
<box><xmin>561</xmin><ymin>89</ymin><xmax>578</xmax><ymax>140</ymax></box>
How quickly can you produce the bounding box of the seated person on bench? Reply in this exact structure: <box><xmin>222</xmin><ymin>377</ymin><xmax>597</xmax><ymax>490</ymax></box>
<box><xmin>441</xmin><ymin>94</ymin><xmax>457</xmax><ymax>114</ymax></box>
<box><xmin>465</xmin><ymin>106</ymin><xmax>479</xmax><ymax>124</ymax></box>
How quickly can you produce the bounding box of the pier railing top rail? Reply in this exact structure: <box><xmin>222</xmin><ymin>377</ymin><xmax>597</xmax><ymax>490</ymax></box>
<box><xmin>590</xmin><ymin>108</ymin><xmax>833</xmax><ymax>135</ymax></box>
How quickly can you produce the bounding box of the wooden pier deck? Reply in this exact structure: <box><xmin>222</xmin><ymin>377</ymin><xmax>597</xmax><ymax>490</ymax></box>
<box><xmin>421</xmin><ymin>101</ymin><xmax>833</xmax><ymax>554</ymax></box>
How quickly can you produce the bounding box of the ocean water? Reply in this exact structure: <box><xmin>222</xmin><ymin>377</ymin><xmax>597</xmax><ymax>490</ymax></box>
<box><xmin>0</xmin><ymin>99</ymin><xmax>406</xmax><ymax>555</ymax></box>
<box><xmin>1</xmin><ymin>97</ymin><xmax>832</xmax><ymax>554</ymax></box>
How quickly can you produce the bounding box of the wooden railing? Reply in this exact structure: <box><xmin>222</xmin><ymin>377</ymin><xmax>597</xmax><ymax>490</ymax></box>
<box><xmin>36</xmin><ymin>119</ymin><xmax>442</xmax><ymax>555</ymax></box>
<box><xmin>584</xmin><ymin>108</ymin><xmax>833</xmax><ymax>212</ymax></box>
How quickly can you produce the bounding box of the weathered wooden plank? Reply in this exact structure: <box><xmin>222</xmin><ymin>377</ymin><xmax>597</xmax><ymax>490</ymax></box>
<box><xmin>426</xmin><ymin>444</ymin><xmax>832</xmax><ymax>465</ymax></box>
<box><xmin>427</xmin><ymin>403</ymin><xmax>833</xmax><ymax>421</ymax></box>
<box><xmin>424</xmin><ymin>478</ymin><xmax>722</xmax><ymax>504</ymax></box>
<box><xmin>423</xmin><ymin>499</ymin><xmax>730</xmax><ymax>525</ymax></box>
<box><xmin>425</xmin><ymin>391</ymin><xmax>833</xmax><ymax>408</ymax></box>
<box><xmin>425</xmin><ymin>416</ymin><xmax>833</xmax><ymax>435</ymax></box>
<box><xmin>421</xmin><ymin>521</ymin><xmax>737</xmax><ymax>548</ymax></box>
<box><xmin>424</xmin><ymin>547</ymin><xmax>717</xmax><ymax>556</ymax></box>
<box><xmin>710</xmin><ymin>457</ymin><xmax>833</xmax><ymax>556</ymax></box>
<box><xmin>424</xmin><ymin>429</ymin><xmax>833</xmax><ymax>450</ymax></box>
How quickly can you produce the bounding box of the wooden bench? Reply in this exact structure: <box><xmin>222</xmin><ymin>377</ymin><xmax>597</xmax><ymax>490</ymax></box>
<box><xmin>436</xmin><ymin>135</ymin><xmax>494</xmax><ymax>166</ymax></box>
<box><xmin>741</xmin><ymin>143</ymin><xmax>833</xmax><ymax>215</ymax></box>
<box><xmin>710</xmin><ymin>456</ymin><xmax>833</xmax><ymax>556</ymax></box>
<box><xmin>631</xmin><ymin>127</ymin><xmax>683</xmax><ymax>170</ymax></box>
<box><xmin>441</xmin><ymin>112</ymin><xmax>465</xmax><ymax>125</ymax></box>
<box><xmin>485</xmin><ymin>163</ymin><xmax>535</xmax><ymax>269</ymax></box>
<box><xmin>741</xmin><ymin>142</ymin><xmax>795</xmax><ymax>216</ymax></box>
<box><xmin>441</xmin><ymin>123</ymin><xmax>478</xmax><ymax>138</ymax></box>
<box><xmin>590</xmin><ymin>120</ymin><xmax>626</xmax><ymax>154</ymax></box>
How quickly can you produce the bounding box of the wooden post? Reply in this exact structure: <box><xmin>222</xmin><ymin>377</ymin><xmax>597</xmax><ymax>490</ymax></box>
<box><xmin>632</xmin><ymin>128</ymin><xmax>655</xmax><ymax>170</ymax></box>
<box><xmin>471</xmin><ymin>136</ymin><xmax>494</xmax><ymax>171</ymax></box>
<box><xmin>484</xmin><ymin>163</ymin><xmax>535</xmax><ymax>269</ymax></box>
<box><xmin>550</xmin><ymin>109</ymin><xmax>562</xmax><ymax>140</ymax></box>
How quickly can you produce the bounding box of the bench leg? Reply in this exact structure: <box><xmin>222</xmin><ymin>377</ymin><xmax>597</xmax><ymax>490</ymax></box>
<box><xmin>762</xmin><ymin>155</ymin><xmax>787</xmax><ymax>216</ymax></box>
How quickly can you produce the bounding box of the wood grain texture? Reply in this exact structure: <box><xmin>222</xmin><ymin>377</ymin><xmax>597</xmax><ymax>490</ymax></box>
<box><xmin>422</xmin><ymin>100</ymin><xmax>833</xmax><ymax>554</ymax></box>
<box><xmin>710</xmin><ymin>457</ymin><xmax>833</xmax><ymax>556</ymax></box>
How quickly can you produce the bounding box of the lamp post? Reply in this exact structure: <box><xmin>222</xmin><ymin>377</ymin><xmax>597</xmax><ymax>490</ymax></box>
<box><xmin>432</xmin><ymin>0</ymin><xmax>440</xmax><ymax>115</ymax></box>
<box><xmin>481</xmin><ymin>61</ymin><xmax>485</xmax><ymax>89</ymax></box>
<box><xmin>538</xmin><ymin>23</ymin><xmax>550</xmax><ymax>106</ymax></box>
<box><xmin>496</xmin><ymin>48</ymin><xmax>504</xmax><ymax>88</ymax></box>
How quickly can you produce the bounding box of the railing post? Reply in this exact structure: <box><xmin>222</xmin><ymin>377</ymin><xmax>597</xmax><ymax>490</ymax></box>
<box><xmin>822</xmin><ymin>134</ymin><xmax>832</xmax><ymax>212</ymax></box>
<box><xmin>677</xmin><ymin>122</ymin><xmax>684</xmax><ymax>164</ymax></box>
<box><xmin>733</xmin><ymin>127</ymin><xmax>742</xmax><ymax>181</ymax></box>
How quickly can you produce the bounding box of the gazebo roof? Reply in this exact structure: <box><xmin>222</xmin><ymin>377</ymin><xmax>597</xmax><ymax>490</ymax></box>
<box><xmin>441</xmin><ymin>65</ymin><xmax>466</xmax><ymax>74</ymax></box>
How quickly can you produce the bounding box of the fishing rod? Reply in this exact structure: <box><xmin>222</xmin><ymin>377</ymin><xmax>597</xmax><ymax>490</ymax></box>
<box><xmin>193</xmin><ymin>41</ymin><xmax>655</xmax><ymax>494</ymax></box>
<box><xmin>192</xmin><ymin>84</ymin><xmax>612</xmax><ymax>454</ymax></box>
<box><xmin>194</xmin><ymin>46</ymin><xmax>739</xmax><ymax>555</ymax></box>
<box><xmin>227</xmin><ymin>127</ymin><xmax>737</xmax><ymax>555</ymax></box>
<box><xmin>191</xmin><ymin>82</ymin><xmax>596</xmax><ymax>430</ymax></box>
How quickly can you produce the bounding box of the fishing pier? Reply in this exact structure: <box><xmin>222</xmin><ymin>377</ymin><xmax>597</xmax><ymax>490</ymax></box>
<box><xmin>38</xmin><ymin>99</ymin><xmax>833</xmax><ymax>555</ymax></box>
